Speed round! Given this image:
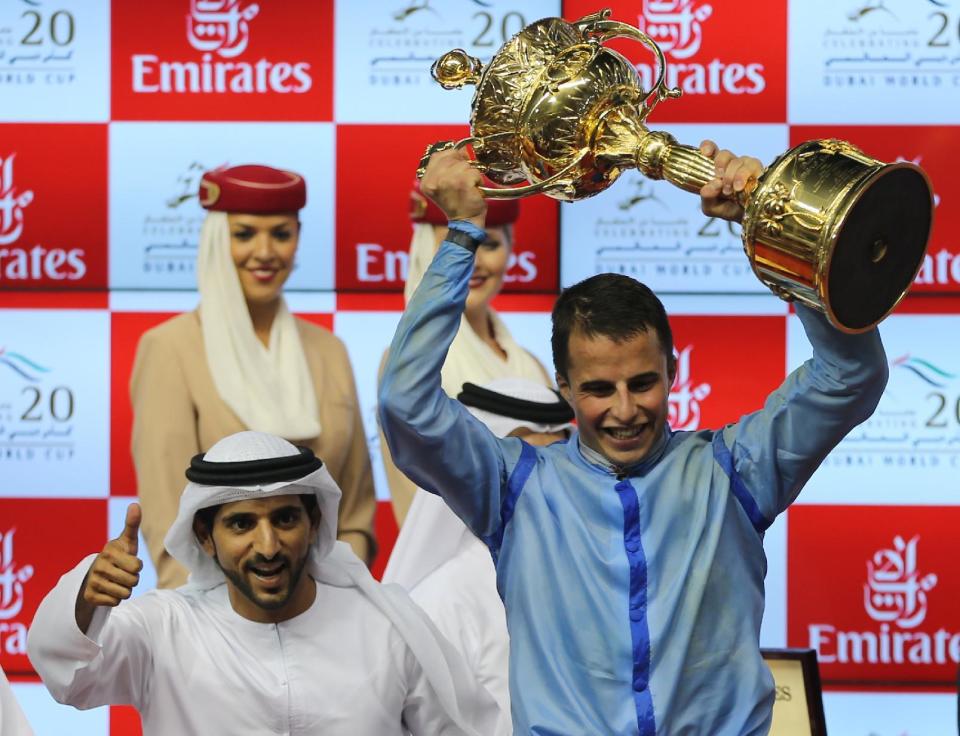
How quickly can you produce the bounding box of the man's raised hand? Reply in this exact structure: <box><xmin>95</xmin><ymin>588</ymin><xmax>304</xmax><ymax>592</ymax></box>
<box><xmin>76</xmin><ymin>503</ymin><xmax>144</xmax><ymax>631</ymax></box>
<box><xmin>698</xmin><ymin>139</ymin><xmax>764</xmax><ymax>224</ymax></box>
<box><xmin>419</xmin><ymin>147</ymin><xmax>487</xmax><ymax>229</ymax></box>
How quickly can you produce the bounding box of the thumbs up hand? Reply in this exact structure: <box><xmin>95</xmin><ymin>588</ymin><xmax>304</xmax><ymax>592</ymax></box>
<box><xmin>118</xmin><ymin>503</ymin><xmax>141</xmax><ymax>556</ymax></box>
<box><xmin>78</xmin><ymin>503</ymin><xmax>144</xmax><ymax>622</ymax></box>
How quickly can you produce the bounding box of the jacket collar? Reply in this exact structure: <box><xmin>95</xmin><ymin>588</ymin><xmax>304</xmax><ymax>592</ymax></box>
<box><xmin>568</xmin><ymin>427</ymin><xmax>671</xmax><ymax>479</ymax></box>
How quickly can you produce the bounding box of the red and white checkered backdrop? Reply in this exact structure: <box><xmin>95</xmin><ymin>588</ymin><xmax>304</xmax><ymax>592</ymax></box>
<box><xmin>1</xmin><ymin>1</ymin><xmax>958</xmax><ymax>733</ymax></box>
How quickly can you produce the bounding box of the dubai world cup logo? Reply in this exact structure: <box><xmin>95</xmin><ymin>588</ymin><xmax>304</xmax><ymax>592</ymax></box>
<box><xmin>0</xmin><ymin>529</ymin><xmax>34</xmax><ymax>621</ymax></box>
<box><xmin>637</xmin><ymin>0</ymin><xmax>714</xmax><ymax>60</ymax></box>
<box><xmin>0</xmin><ymin>154</ymin><xmax>34</xmax><ymax>246</ymax></box>
<box><xmin>668</xmin><ymin>345</ymin><xmax>711</xmax><ymax>431</ymax></box>
<box><xmin>864</xmin><ymin>534</ymin><xmax>938</xmax><ymax>629</ymax></box>
<box><xmin>186</xmin><ymin>0</ymin><xmax>260</xmax><ymax>58</ymax></box>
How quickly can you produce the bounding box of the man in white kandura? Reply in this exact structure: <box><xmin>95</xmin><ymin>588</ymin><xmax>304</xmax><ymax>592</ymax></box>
<box><xmin>27</xmin><ymin>431</ymin><xmax>504</xmax><ymax>736</ymax></box>
<box><xmin>384</xmin><ymin>377</ymin><xmax>575</xmax><ymax>720</ymax></box>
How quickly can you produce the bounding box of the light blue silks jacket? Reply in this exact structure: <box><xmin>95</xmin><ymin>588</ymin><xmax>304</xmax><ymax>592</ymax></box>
<box><xmin>379</xmin><ymin>240</ymin><xmax>888</xmax><ymax>735</ymax></box>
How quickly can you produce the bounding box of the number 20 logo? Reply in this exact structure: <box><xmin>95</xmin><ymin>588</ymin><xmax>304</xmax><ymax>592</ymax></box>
<box><xmin>19</xmin><ymin>7</ymin><xmax>76</xmax><ymax>47</ymax></box>
<box><xmin>20</xmin><ymin>386</ymin><xmax>75</xmax><ymax>423</ymax></box>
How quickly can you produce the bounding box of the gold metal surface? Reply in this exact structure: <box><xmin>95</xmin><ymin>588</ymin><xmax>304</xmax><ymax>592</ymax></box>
<box><xmin>421</xmin><ymin>8</ymin><xmax>934</xmax><ymax>332</ymax></box>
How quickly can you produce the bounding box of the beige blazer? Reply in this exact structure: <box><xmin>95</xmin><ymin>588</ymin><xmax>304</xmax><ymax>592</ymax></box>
<box><xmin>131</xmin><ymin>311</ymin><xmax>376</xmax><ymax>588</ymax></box>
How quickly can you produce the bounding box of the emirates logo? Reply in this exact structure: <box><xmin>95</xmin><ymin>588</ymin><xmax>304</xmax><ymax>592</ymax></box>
<box><xmin>668</xmin><ymin>345</ymin><xmax>711</xmax><ymax>431</ymax></box>
<box><xmin>131</xmin><ymin>0</ymin><xmax>311</xmax><ymax>95</ymax></box>
<box><xmin>0</xmin><ymin>529</ymin><xmax>34</xmax><ymax>621</ymax></box>
<box><xmin>637</xmin><ymin>0</ymin><xmax>714</xmax><ymax>60</ymax></box>
<box><xmin>0</xmin><ymin>154</ymin><xmax>34</xmax><ymax>246</ymax></box>
<box><xmin>864</xmin><ymin>535</ymin><xmax>938</xmax><ymax>629</ymax></box>
<box><xmin>186</xmin><ymin>0</ymin><xmax>260</xmax><ymax>58</ymax></box>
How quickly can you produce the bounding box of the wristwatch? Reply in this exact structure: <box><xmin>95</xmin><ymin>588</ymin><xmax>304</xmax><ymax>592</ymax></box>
<box><xmin>445</xmin><ymin>227</ymin><xmax>482</xmax><ymax>252</ymax></box>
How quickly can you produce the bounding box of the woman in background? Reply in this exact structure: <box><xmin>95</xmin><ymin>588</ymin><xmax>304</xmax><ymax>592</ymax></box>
<box><xmin>131</xmin><ymin>165</ymin><xmax>376</xmax><ymax>588</ymax></box>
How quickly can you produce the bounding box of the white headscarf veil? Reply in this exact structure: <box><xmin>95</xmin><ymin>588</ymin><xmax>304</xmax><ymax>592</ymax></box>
<box><xmin>164</xmin><ymin>431</ymin><xmax>504</xmax><ymax>736</ymax></box>
<box><xmin>197</xmin><ymin>212</ymin><xmax>320</xmax><ymax>440</ymax></box>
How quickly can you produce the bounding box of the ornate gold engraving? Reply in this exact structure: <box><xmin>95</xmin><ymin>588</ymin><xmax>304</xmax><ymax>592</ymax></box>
<box><xmin>421</xmin><ymin>10</ymin><xmax>933</xmax><ymax>332</ymax></box>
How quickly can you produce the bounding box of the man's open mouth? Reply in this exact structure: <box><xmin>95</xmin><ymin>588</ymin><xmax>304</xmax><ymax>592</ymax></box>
<box><xmin>248</xmin><ymin>561</ymin><xmax>287</xmax><ymax>583</ymax></box>
<box><xmin>603</xmin><ymin>426</ymin><xmax>645</xmax><ymax>441</ymax></box>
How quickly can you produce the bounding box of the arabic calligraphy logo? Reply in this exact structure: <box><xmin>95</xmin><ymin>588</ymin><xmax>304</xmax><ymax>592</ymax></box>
<box><xmin>637</xmin><ymin>0</ymin><xmax>713</xmax><ymax>60</ymax></box>
<box><xmin>891</xmin><ymin>354</ymin><xmax>956</xmax><ymax>388</ymax></box>
<box><xmin>0</xmin><ymin>154</ymin><xmax>35</xmax><ymax>246</ymax></box>
<box><xmin>0</xmin><ymin>529</ymin><xmax>34</xmax><ymax>621</ymax></box>
<box><xmin>186</xmin><ymin>0</ymin><xmax>260</xmax><ymax>58</ymax></box>
<box><xmin>864</xmin><ymin>535</ymin><xmax>937</xmax><ymax>629</ymax></box>
<box><xmin>668</xmin><ymin>345</ymin><xmax>711</xmax><ymax>431</ymax></box>
<box><xmin>0</xmin><ymin>347</ymin><xmax>50</xmax><ymax>383</ymax></box>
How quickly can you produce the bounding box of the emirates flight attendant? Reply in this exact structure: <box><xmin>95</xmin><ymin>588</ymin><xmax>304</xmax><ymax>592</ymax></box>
<box><xmin>131</xmin><ymin>165</ymin><xmax>376</xmax><ymax>588</ymax></box>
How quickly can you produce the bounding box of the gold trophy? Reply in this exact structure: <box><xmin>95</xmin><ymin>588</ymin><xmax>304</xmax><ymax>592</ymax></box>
<box><xmin>418</xmin><ymin>9</ymin><xmax>933</xmax><ymax>333</ymax></box>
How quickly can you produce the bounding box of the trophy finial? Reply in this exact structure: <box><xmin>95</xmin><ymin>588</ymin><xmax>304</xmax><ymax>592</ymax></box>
<box><xmin>431</xmin><ymin>49</ymin><xmax>483</xmax><ymax>90</ymax></box>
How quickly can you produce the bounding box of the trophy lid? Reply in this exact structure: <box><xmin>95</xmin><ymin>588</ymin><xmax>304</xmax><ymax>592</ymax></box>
<box><xmin>433</xmin><ymin>17</ymin><xmax>590</xmax><ymax>185</ymax></box>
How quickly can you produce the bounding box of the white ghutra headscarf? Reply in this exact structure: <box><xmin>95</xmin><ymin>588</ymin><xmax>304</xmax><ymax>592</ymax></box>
<box><xmin>197</xmin><ymin>212</ymin><xmax>320</xmax><ymax>440</ymax></box>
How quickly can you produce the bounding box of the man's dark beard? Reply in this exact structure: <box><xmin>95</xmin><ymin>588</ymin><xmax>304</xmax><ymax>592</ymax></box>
<box><xmin>215</xmin><ymin>550</ymin><xmax>309</xmax><ymax>612</ymax></box>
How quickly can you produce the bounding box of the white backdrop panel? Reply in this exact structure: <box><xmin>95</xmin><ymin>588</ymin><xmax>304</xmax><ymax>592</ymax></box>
<box><xmin>0</xmin><ymin>0</ymin><xmax>109</xmax><ymax>122</ymax></box>
<box><xmin>788</xmin><ymin>311</ymin><xmax>960</xmax><ymax>504</ymax></box>
<box><xmin>0</xmin><ymin>309</ymin><xmax>108</xmax><ymax>497</ymax></box>
<box><xmin>560</xmin><ymin>123</ymin><xmax>789</xmax><ymax>291</ymax></box>
<box><xmin>109</xmin><ymin>122</ymin><xmax>335</xmax><ymax>291</ymax></box>
<box><xmin>822</xmin><ymin>690</ymin><xmax>956</xmax><ymax>734</ymax></box>
<box><xmin>335</xmin><ymin>0</ymin><xmax>561</xmax><ymax>123</ymax></box>
<box><xmin>788</xmin><ymin>0</ymin><xmax>960</xmax><ymax>124</ymax></box>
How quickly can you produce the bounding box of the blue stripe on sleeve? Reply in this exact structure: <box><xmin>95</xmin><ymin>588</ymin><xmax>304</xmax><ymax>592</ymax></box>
<box><xmin>614</xmin><ymin>479</ymin><xmax>657</xmax><ymax>736</ymax></box>
<box><xmin>484</xmin><ymin>440</ymin><xmax>537</xmax><ymax>561</ymax></box>
<box><xmin>711</xmin><ymin>431</ymin><xmax>773</xmax><ymax>534</ymax></box>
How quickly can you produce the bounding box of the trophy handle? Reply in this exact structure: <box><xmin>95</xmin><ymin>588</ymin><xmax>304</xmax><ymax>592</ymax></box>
<box><xmin>417</xmin><ymin>134</ymin><xmax>592</xmax><ymax>200</ymax></box>
<box><xmin>574</xmin><ymin>12</ymin><xmax>681</xmax><ymax>120</ymax></box>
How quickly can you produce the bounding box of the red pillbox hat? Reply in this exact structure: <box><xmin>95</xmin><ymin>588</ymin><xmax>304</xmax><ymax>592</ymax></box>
<box><xmin>199</xmin><ymin>164</ymin><xmax>306</xmax><ymax>213</ymax></box>
<box><xmin>409</xmin><ymin>178</ymin><xmax>519</xmax><ymax>227</ymax></box>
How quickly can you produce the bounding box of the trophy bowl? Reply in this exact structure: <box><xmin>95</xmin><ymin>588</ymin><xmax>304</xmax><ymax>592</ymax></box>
<box><xmin>743</xmin><ymin>140</ymin><xmax>933</xmax><ymax>332</ymax></box>
<box><xmin>419</xmin><ymin>9</ymin><xmax>934</xmax><ymax>333</ymax></box>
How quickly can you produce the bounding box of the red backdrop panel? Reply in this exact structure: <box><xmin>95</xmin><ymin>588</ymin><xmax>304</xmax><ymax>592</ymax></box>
<box><xmin>669</xmin><ymin>314</ymin><xmax>785</xmax><ymax>430</ymax></box>
<box><xmin>0</xmin><ymin>125</ymin><xmax>107</xmax><ymax>289</ymax></box>
<box><xmin>0</xmin><ymin>498</ymin><xmax>107</xmax><ymax>676</ymax></box>
<box><xmin>111</xmin><ymin>0</ymin><xmax>333</xmax><ymax>121</ymax></box>
<box><xmin>790</xmin><ymin>125</ymin><xmax>959</xmax><ymax>295</ymax></box>
<box><xmin>335</xmin><ymin>124</ymin><xmax>559</xmax><ymax>293</ymax></box>
<box><xmin>563</xmin><ymin>0</ymin><xmax>787</xmax><ymax>122</ymax></box>
<box><xmin>788</xmin><ymin>505</ymin><xmax>960</xmax><ymax>686</ymax></box>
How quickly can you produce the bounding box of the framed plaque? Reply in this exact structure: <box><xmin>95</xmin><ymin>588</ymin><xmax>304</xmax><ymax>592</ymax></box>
<box><xmin>762</xmin><ymin>648</ymin><xmax>828</xmax><ymax>735</ymax></box>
